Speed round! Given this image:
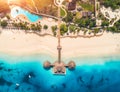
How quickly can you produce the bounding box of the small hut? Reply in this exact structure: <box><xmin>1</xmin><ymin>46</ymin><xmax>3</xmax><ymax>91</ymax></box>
<box><xmin>68</xmin><ymin>61</ymin><xmax>76</xmax><ymax>69</ymax></box>
<box><xmin>43</xmin><ymin>61</ymin><xmax>51</xmax><ymax>69</ymax></box>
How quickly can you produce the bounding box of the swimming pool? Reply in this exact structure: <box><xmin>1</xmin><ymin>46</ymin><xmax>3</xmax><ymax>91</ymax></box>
<box><xmin>11</xmin><ymin>6</ymin><xmax>42</xmax><ymax>22</ymax></box>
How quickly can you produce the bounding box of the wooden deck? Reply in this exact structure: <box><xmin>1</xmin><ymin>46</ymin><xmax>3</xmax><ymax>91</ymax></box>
<box><xmin>53</xmin><ymin>61</ymin><xmax>66</xmax><ymax>75</ymax></box>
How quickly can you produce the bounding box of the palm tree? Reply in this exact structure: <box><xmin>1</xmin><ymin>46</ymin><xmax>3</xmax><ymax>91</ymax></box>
<box><xmin>51</xmin><ymin>25</ymin><xmax>57</xmax><ymax>36</ymax></box>
<box><xmin>43</xmin><ymin>24</ymin><xmax>48</xmax><ymax>30</ymax></box>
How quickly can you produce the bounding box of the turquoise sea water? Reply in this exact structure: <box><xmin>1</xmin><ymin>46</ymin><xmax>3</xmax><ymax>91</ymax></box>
<box><xmin>11</xmin><ymin>7</ymin><xmax>42</xmax><ymax>22</ymax></box>
<box><xmin>0</xmin><ymin>54</ymin><xmax>120</xmax><ymax>92</ymax></box>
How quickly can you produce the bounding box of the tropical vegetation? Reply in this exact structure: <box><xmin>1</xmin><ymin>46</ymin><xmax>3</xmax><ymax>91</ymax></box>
<box><xmin>102</xmin><ymin>0</ymin><xmax>120</xmax><ymax>10</ymax></box>
<box><xmin>51</xmin><ymin>25</ymin><xmax>57</xmax><ymax>36</ymax></box>
<box><xmin>43</xmin><ymin>24</ymin><xmax>48</xmax><ymax>30</ymax></box>
<box><xmin>0</xmin><ymin>20</ymin><xmax>8</xmax><ymax>28</ymax></box>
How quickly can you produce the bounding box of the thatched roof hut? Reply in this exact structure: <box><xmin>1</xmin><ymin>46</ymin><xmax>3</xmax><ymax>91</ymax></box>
<box><xmin>43</xmin><ymin>61</ymin><xmax>51</xmax><ymax>69</ymax></box>
<box><xmin>68</xmin><ymin>61</ymin><xmax>76</xmax><ymax>69</ymax></box>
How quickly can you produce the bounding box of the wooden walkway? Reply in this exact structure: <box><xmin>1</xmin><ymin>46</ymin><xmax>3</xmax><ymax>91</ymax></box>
<box><xmin>53</xmin><ymin>4</ymin><xmax>66</xmax><ymax>75</ymax></box>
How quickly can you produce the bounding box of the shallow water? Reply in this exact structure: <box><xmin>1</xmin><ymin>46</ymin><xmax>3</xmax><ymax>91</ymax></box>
<box><xmin>11</xmin><ymin>6</ymin><xmax>42</xmax><ymax>22</ymax></box>
<box><xmin>0</xmin><ymin>54</ymin><xmax>120</xmax><ymax>92</ymax></box>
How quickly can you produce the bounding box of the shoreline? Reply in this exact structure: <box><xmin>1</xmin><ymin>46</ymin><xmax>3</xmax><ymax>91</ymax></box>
<box><xmin>0</xmin><ymin>51</ymin><xmax>120</xmax><ymax>66</ymax></box>
<box><xmin>0</xmin><ymin>29</ymin><xmax>120</xmax><ymax>59</ymax></box>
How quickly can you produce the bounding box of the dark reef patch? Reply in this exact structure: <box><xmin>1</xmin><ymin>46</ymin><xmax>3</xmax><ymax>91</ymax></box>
<box><xmin>62</xmin><ymin>83</ymin><xmax>66</xmax><ymax>88</ymax></box>
<box><xmin>0</xmin><ymin>57</ymin><xmax>120</xmax><ymax>92</ymax></box>
<box><xmin>15</xmin><ymin>86</ymin><xmax>20</xmax><ymax>90</ymax></box>
<box><xmin>0</xmin><ymin>77</ymin><xmax>13</xmax><ymax>86</ymax></box>
<box><xmin>22</xmin><ymin>71</ymin><xmax>36</xmax><ymax>84</ymax></box>
<box><xmin>0</xmin><ymin>66</ymin><xmax>3</xmax><ymax>70</ymax></box>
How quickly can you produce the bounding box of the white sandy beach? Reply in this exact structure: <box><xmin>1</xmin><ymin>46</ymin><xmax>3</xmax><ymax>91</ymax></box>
<box><xmin>0</xmin><ymin>29</ymin><xmax>120</xmax><ymax>58</ymax></box>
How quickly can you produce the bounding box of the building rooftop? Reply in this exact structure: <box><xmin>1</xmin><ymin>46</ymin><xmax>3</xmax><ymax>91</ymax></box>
<box><xmin>68</xmin><ymin>0</ymin><xmax>76</xmax><ymax>11</ymax></box>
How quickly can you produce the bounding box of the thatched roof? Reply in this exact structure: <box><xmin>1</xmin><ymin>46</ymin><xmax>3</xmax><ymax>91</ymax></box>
<box><xmin>43</xmin><ymin>61</ymin><xmax>51</xmax><ymax>68</ymax></box>
<box><xmin>68</xmin><ymin>61</ymin><xmax>76</xmax><ymax>69</ymax></box>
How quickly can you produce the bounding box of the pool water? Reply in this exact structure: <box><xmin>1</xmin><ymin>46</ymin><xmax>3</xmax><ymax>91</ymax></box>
<box><xmin>0</xmin><ymin>54</ymin><xmax>120</xmax><ymax>92</ymax></box>
<box><xmin>11</xmin><ymin>7</ymin><xmax>42</xmax><ymax>22</ymax></box>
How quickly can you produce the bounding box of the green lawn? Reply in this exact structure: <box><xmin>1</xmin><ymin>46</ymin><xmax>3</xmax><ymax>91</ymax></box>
<box><xmin>78</xmin><ymin>2</ymin><xmax>94</xmax><ymax>12</ymax></box>
<box><xmin>60</xmin><ymin>8</ymin><xmax>66</xmax><ymax>17</ymax></box>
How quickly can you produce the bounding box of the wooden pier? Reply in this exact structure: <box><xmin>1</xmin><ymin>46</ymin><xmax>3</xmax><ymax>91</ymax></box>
<box><xmin>43</xmin><ymin>0</ymin><xmax>76</xmax><ymax>75</ymax></box>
